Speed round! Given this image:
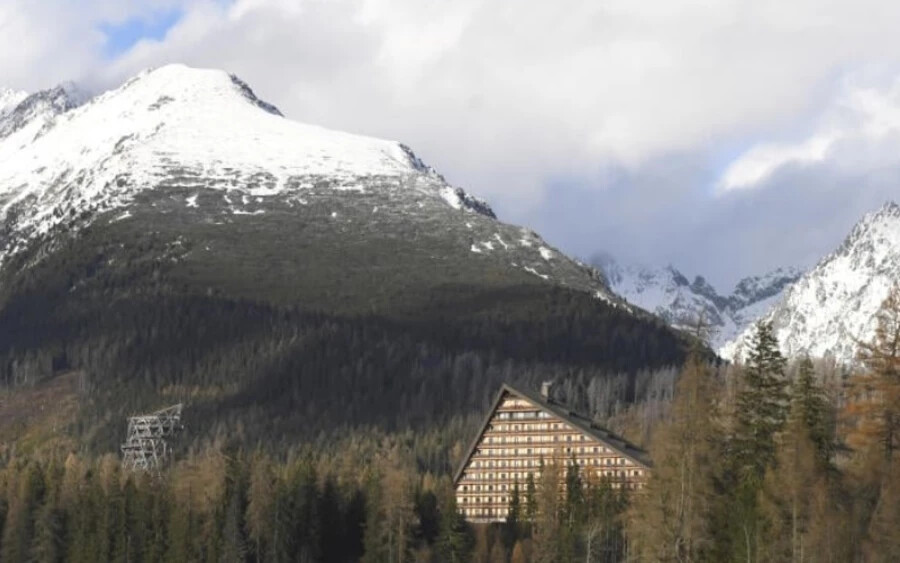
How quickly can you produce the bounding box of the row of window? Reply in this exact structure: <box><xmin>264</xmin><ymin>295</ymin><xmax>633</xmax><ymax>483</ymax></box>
<box><xmin>462</xmin><ymin>507</ymin><xmax>509</xmax><ymax>518</ymax></box>
<box><xmin>494</xmin><ymin>410</ymin><xmax>550</xmax><ymax>420</ymax></box>
<box><xmin>482</xmin><ymin>432</ymin><xmax>588</xmax><ymax>444</ymax></box>
<box><xmin>477</xmin><ymin>442</ymin><xmax>612</xmax><ymax>454</ymax></box>
<box><xmin>459</xmin><ymin>469</ymin><xmax>643</xmax><ymax>484</ymax></box>
<box><xmin>459</xmin><ymin>483</ymin><xmax>649</xmax><ymax>518</ymax></box>
<box><xmin>469</xmin><ymin>456</ymin><xmax>630</xmax><ymax>469</ymax></box>
<box><xmin>499</xmin><ymin>399</ymin><xmax>532</xmax><ymax>409</ymax></box>
<box><xmin>488</xmin><ymin>421</ymin><xmax>581</xmax><ymax>433</ymax></box>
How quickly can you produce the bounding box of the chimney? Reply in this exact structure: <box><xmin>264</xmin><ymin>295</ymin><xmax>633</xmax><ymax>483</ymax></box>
<box><xmin>540</xmin><ymin>381</ymin><xmax>553</xmax><ymax>401</ymax></box>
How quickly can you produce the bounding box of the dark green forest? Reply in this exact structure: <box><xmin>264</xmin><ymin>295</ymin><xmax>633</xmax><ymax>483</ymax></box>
<box><xmin>0</xmin><ymin>204</ymin><xmax>689</xmax><ymax>458</ymax></box>
<box><xmin>12</xmin><ymin>206</ymin><xmax>900</xmax><ymax>561</ymax></box>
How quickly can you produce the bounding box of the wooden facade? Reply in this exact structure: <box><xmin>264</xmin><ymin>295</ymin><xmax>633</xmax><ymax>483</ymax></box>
<box><xmin>453</xmin><ymin>383</ymin><xmax>651</xmax><ymax>523</ymax></box>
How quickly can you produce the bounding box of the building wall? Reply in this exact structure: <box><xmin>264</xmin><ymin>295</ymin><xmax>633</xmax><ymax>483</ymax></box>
<box><xmin>454</xmin><ymin>394</ymin><xmax>649</xmax><ymax>523</ymax></box>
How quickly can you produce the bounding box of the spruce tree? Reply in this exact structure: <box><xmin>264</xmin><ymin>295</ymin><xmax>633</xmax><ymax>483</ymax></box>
<box><xmin>504</xmin><ymin>479</ymin><xmax>522</xmax><ymax>547</ymax></box>
<box><xmin>524</xmin><ymin>473</ymin><xmax>537</xmax><ymax>530</ymax></box>
<box><xmin>734</xmin><ymin>321</ymin><xmax>789</xmax><ymax>477</ymax></box>
<box><xmin>436</xmin><ymin>489</ymin><xmax>473</xmax><ymax>563</ymax></box>
<box><xmin>792</xmin><ymin>356</ymin><xmax>834</xmax><ymax>465</ymax></box>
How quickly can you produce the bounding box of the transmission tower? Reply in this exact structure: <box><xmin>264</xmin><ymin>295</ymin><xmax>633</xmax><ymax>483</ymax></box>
<box><xmin>121</xmin><ymin>403</ymin><xmax>184</xmax><ymax>472</ymax></box>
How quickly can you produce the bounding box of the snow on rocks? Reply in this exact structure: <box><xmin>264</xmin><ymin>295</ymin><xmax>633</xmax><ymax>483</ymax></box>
<box><xmin>722</xmin><ymin>201</ymin><xmax>900</xmax><ymax>363</ymax></box>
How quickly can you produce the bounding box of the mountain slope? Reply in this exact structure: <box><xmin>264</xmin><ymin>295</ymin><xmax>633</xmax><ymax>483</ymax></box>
<box><xmin>722</xmin><ymin>201</ymin><xmax>900</xmax><ymax>363</ymax></box>
<box><xmin>0</xmin><ymin>65</ymin><xmax>689</xmax><ymax>452</ymax></box>
<box><xmin>595</xmin><ymin>255</ymin><xmax>800</xmax><ymax>349</ymax></box>
<box><xmin>0</xmin><ymin>64</ymin><xmax>616</xmax><ymax>300</ymax></box>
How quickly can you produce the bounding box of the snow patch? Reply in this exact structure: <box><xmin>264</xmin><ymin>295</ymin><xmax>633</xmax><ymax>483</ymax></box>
<box><xmin>524</xmin><ymin>266</ymin><xmax>550</xmax><ymax>280</ymax></box>
<box><xmin>440</xmin><ymin>186</ymin><xmax>463</xmax><ymax>210</ymax></box>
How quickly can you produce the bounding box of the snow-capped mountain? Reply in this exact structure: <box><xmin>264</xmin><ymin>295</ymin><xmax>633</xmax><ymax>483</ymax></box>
<box><xmin>595</xmin><ymin>254</ymin><xmax>801</xmax><ymax>349</ymax></box>
<box><xmin>722</xmin><ymin>201</ymin><xmax>900</xmax><ymax>363</ymax></box>
<box><xmin>0</xmin><ymin>88</ymin><xmax>28</xmax><ymax>117</ymax></box>
<box><xmin>0</xmin><ymin>64</ymin><xmax>620</xmax><ymax>304</ymax></box>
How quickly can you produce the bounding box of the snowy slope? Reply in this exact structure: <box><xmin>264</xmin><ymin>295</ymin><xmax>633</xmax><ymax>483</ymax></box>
<box><xmin>721</xmin><ymin>201</ymin><xmax>900</xmax><ymax>363</ymax></box>
<box><xmin>595</xmin><ymin>255</ymin><xmax>801</xmax><ymax>349</ymax></box>
<box><xmin>0</xmin><ymin>88</ymin><xmax>27</xmax><ymax>117</ymax></box>
<box><xmin>0</xmin><ymin>64</ymin><xmax>619</xmax><ymax>302</ymax></box>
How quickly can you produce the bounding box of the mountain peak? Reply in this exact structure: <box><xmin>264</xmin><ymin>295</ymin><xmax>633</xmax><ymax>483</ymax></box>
<box><xmin>722</xmin><ymin>201</ymin><xmax>900</xmax><ymax>363</ymax></box>
<box><xmin>595</xmin><ymin>257</ymin><xmax>803</xmax><ymax>348</ymax></box>
<box><xmin>877</xmin><ymin>199</ymin><xmax>900</xmax><ymax>215</ymax></box>
<box><xmin>120</xmin><ymin>64</ymin><xmax>283</xmax><ymax>117</ymax></box>
<box><xmin>0</xmin><ymin>87</ymin><xmax>28</xmax><ymax>112</ymax></box>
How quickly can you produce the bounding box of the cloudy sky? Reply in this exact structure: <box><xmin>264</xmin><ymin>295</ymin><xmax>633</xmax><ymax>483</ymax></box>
<box><xmin>4</xmin><ymin>0</ymin><xmax>900</xmax><ymax>289</ymax></box>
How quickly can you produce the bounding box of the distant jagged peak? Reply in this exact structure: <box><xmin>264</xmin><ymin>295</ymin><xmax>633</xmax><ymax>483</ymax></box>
<box><xmin>833</xmin><ymin>199</ymin><xmax>900</xmax><ymax>255</ymax></box>
<box><xmin>721</xmin><ymin>200</ymin><xmax>900</xmax><ymax>364</ymax></box>
<box><xmin>0</xmin><ymin>81</ymin><xmax>89</xmax><ymax>140</ymax></box>
<box><xmin>728</xmin><ymin>266</ymin><xmax>803</xmax><ymax>309</ymax></box>
<box><xmin>594</xmin><ymin>253</ymin><xmax>805</xmax><ymax>350</ymax></box>
<box><xmin>0</xmin><ymin>87</ymin><xmax>28</xmax><ymax>114</ymax></box>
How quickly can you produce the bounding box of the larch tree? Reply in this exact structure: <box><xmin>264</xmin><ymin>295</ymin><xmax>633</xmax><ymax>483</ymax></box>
<box><xmin>533</xmin><ymin>456</ymin><xmax>563</xmax><ymax>563</ymax></box>
<box><xmin>845</xmin><ymin>286</ymin><xmax>900</xmax><ymax>467</ymax></box>
<box><xmin>844</xmin><ymin>286</ymin><xmax>900</xmax><ymax>559</ymax></box>
<box><xmin>628</xmin><ymin>339</ymin><xmax>719</xmax><ymax>562</ymax></box>
<box><xmin>758</xmin><ymin>398</ymin><xmax>824</xmax><ymax>563</ymax></box>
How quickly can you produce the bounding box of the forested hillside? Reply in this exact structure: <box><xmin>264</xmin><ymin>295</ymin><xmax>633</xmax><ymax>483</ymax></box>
<box><xmin>0</xmin><ymin>197</ymin><xmax>689</xmax><ymax>460</ymax></box>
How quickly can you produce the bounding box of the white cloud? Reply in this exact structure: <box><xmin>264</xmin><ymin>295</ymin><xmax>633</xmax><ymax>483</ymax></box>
<box><xmin>71</xmin><ymin>0</ymin><xmax>900</xmax><ymax>212</ymax></box>
<box><xmin>7</xmin><ymin>0</ymin><xmax>900</xmax><ymax>282</ymax></box>
<box><xmin>717</xmin><ymin>134</ymin><xmax>836</xmax><ymax>192</ymax></box>
<box><xmin>717</xmin><ymin>73</ymin><xmax>900</xmax><ymax>192</ymax></box>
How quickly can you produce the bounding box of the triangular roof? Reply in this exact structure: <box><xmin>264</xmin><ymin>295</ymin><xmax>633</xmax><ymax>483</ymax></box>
<box><xmin>453</xmin><ymin>383</ymin><xmax>652</xmax><ymax>484</ymax></box>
